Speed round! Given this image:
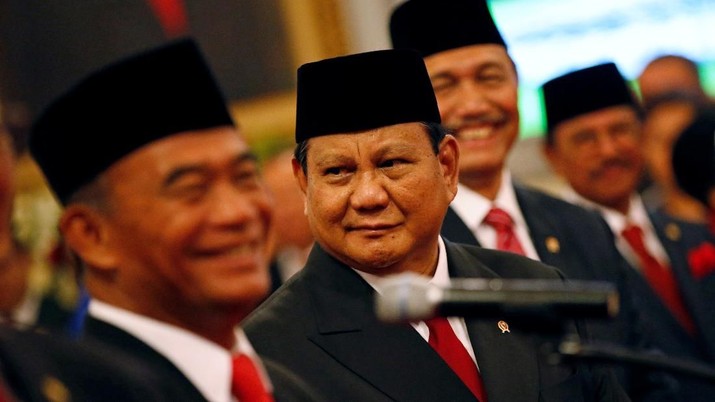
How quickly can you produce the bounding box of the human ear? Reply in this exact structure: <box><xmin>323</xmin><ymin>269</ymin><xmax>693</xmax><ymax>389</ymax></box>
<box><xmin>59</xmin><ymin>205</ymin><xmax>118</xmax><ymax>273</ymax></box>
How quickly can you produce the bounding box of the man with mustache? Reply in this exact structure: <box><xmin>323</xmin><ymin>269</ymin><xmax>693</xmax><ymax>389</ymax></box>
<box><xmin>243</xmin><ymin>47</ymin><xmax>630</xmax><ymax>402</ymax></box>
<box><xmin>542</xmin><ymin>62</ymin><xmax>715</xmax><ymax>401</ymax></box>
<box><xmin>389</xmin><ymin>2</ymin><xmax>674</xmax><ymax>400</ymax></box>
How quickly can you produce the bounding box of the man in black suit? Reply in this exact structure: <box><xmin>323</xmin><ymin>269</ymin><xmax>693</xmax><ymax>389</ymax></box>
<box><xmin>389</xmin><ymin>2</ymin><xmax>673</xmax><ymax>400</ymax></box>
<box><xmin>243</xmin><ymin>48</ymin><xmax>630</xmax><ymax>402</ymax></box>
<box><xmin>542</xmin><ymin>62</ymin><xmax>715</xmax><ymax>402</ymax></box>
<box><xmin>0</xmin><ymin>324</ymin><xmax>191</xmax><ymax>402</ymax></box>
<box><xmin>28</xmin><ymin>38</ymin><xmax>320</xmax><ymax>402</ymax></box>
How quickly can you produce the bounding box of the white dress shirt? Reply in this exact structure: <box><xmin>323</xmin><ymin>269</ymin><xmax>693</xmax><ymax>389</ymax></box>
<box><xmin>355</xmin><ymin>236</ymin><xmax>480</xmax><ymax>369</ymax></box>
<box><xmin>451</xmin><ymin>170</ymin><xmax>540</xmax><ymax>260</ymax></box>
<box><xmin>563</xmin><ymin>190</ymin><xmax>671</xmax><ymax>272</ymax></box>
<box><xmin>89</xmin><ymin>300</ymin><xmax>271</xmax><ymax>402</ymax></box>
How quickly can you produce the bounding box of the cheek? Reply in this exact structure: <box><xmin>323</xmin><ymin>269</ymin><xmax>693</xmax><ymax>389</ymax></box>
<box><xmin>306</xmin><ymin>185</ymin><xmax>346</xmax><ymax>227</ymax></box>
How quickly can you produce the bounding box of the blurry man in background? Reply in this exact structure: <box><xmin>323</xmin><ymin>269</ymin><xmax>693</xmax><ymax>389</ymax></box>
<box><xmin>543</xmin><ymin>62</ymin><xmax>715</xmax><ymax>401</ymax></box>
<box><xmin>29</xmin><ymin>38</ymin><xmax>319</xmax><ymax>402</ymax></box>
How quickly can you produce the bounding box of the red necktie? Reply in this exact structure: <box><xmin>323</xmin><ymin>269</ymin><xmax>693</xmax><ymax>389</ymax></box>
<box><xmin>483</xmin><ymin>207</ymin><xmax>526</xmax><ymax>256</ymax></box>
<box><xmin>425</xmin><ymin>317</ymin><xmax>487</xmax><ymax>402</ymax></box>
<box><xmin>0</xmin><ymin>375</ymin><xmax>14</xmax><ymax>402</ymax></box>
<box><xmin>231</xmin><ymin>354</ymin><xmax>275</xmax><ymax>402</ymax></box>
<box><xmin>621</xmin><ymin>224</ymin><xmax>696</xmax><ymax>334</ymax></box>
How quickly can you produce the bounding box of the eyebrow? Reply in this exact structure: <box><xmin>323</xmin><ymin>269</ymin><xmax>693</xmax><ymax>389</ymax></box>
<box><xmin>430</xmin><ymin>61</ymin><xmax>506</xmax><ymax>81</ymax></box>
<box><xmin>162</xmin><ymin>151</ymin><xmax>258</xmax><ymax>188</ymax></box>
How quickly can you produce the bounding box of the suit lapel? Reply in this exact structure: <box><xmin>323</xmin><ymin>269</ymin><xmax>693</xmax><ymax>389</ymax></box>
<box><xmin>82</xmin><ymin>317</ymin><xmax>207</xmax><ymax>400</ymax></box>
<box><xmin>446</xmin><ymin>242</ymin><xmax>540</xmax><ymax>402</ymax></box>
<box><xmin>303</xmin><ymin>245</ymin><xmax>477</xmax><ymax>401</ymax></box>
<box><xmin>442</xmin><ymin>206</ymin><xmax>481</xmax><ymax>245</ymax></box>
<box><xmin>649</xmin><ymin>212</ymin><xmax>715</xmax><ymax>360</ymax></box>
<box><xmin>514</xmin><ymin>185</ymin><xmax>569</xmax><ymax>269</ymax></box>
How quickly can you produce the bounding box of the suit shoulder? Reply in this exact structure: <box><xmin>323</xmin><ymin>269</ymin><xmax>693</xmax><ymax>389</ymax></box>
<box><xmin>518</xmin><ymin>186</ymin><xmax>600</xmax><ymax>218</ymax></box>
<box><xmin>244</xmin><ymin>272</ymin><xmax>312</xmax><ymax>334</ymax></box>
<box><xmin>448</xmin><ymin>242</ymin><xmax>563</xmax><ymax>280</ymax></box>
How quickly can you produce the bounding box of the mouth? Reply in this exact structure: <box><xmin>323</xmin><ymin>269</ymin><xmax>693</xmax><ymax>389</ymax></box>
<box><xmin>347</xmin><ymin>223</ymin><xmax>399</xmax><ymax>234</ymax></box>
<box><xmin>189</xmin><ymin>242</ymin><xmax>264</xmax><ymax>265</ymax></box>
<box><xmin>457</xmin><ymin>126</ymin><xmax>496</xmax><ymax>141</ymax></box>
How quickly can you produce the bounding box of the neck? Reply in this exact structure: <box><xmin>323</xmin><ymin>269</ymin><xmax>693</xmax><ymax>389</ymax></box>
<box><xmin>91</xmin><ymin>285</ymin><xmax>249</xmax><ymax>350</ymax></box>
<box><xmin>460</xmin><ymin>170</ymin><xmax>503</xmax><ymax>201</ymax></box>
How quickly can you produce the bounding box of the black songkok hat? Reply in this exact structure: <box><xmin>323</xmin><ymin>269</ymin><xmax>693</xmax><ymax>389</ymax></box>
<box><xmin>390</xmin><ymin>0</ymin><xmax>506</xmax><ymax>57</ymax></box>
<box><xmin>672</xmin><ymin>108</ymin><xmax>715</xmax><ymax>206</ymax></box>
<box><xmin>542</xmin><ymin>62</ymin><xmax>637</xmax><ymax>138</ymax></box>
<box><xmin>295</xmin><ymin>49</ymin><xmax>440</xmax><ymax>143</ymax></box>
<box><xmin>29</xmin><ymin>38</ymin><xmax>234</xmax><ymax>204</ymax></box>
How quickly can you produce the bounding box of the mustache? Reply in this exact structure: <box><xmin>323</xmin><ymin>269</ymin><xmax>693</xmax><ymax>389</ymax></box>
<box><xmin>444</xmin><ymin>114</ymin><xmax>507</xmax><ymax>132</ymax></box>
<box><xmin>589</xmin><ymin>158</ymin><xmax>636</xmax><ymax>178</ymax></box>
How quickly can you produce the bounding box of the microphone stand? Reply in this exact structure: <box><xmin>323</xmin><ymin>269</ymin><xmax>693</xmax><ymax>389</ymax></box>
<box><xmin>548</xmin><ymin>335</ymin><xmax>715</xmax><ymax>384</ymax></box>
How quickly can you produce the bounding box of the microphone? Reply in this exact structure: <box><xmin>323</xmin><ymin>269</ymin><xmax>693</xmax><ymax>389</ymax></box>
<box><xmin>375</xmin><ymin>272</ymin><xmax>619</xmax><ymax>324</ymax></box>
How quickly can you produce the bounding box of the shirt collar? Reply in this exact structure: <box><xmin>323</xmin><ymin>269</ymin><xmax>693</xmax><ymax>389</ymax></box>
<box><xmin>355</xmin><ymin>236</ymin><xmax>451</xmax><ymax>293</ymax></box>
<box><xmin>89</xmin><ymin>300</ymin><xmax>271</xmax><ymax>402</ymax></box>
<box><xmin>563</xmin><ymin>189</ymin><xmax>649</xmax><ymax>233</ymax></box>
<box><xmin>451</xmin><ymin>170</ymin><xmax>526</xmax><ymax>231</ymax></box>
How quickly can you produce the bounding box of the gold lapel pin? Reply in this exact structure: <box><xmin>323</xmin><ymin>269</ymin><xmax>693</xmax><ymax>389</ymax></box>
<box><xmin>665</xmin><ymin>223</ymin><xmax>681</xmax><ymax>241</ymax></box>
<box><xmin>497</xmin><ymin>320</ymin><xmax>510</xmax><ymax>333</ymax></box>
<box><xmin>545</xmin><ymin>236</ymin><xmax>560</xmax><ymax>254</ymax></box>
<box><xmin>42</xmin><ymin>376</ymin><xmax>70</xmax><ymax>402</ymax></box>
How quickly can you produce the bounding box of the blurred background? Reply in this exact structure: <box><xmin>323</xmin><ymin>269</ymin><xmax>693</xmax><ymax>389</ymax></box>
<box><xmin>0</xmin><ymin>0</ymin><xmax>713</xmax><ymax>323</ymax></box>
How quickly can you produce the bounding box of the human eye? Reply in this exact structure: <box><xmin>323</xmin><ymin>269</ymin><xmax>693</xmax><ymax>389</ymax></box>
<box><xmin>431</xmin><ymin>75</ymin><xmax>456</xmax><ymax>94</ymax></box>
<box><xmin>478</xmin><ymin>66</ymin><xmax>506</xmax><ymax>84</ymax></box>
<box><xmin>379</xmin><ymin>158</ymin><xmax>408</xmax><ymax>169</ymax></box>
<box><xmin>572</xmin><ymin>131</ymin><xmax>597</xmax><ymax>147</ymax></box>
<box><xmin>232</xmin><ymin>160</ymin><xmax>260</xmax><ymax>184</ymax></box>
<box><xmin>164</xmin><ymin>174</ymin><xmax>209</xmax><ymax>201</ymax></box>
<box><xmin>323</xmin><ymin>165</ymin><xmax>348</xmax><ymax>176</ymax></box>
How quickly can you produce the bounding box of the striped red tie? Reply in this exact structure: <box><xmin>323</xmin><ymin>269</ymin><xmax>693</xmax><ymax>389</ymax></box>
<box><xmin>231</xmin><ymin>354</ymin><xmax>274</xmax><ymax>402</ymax></box>
<box><xmin>483</xmin><ymin>207</ymin><xmax>526</xmax><ymax>256</ymax></box>
<box><xmin>426</xmin><ymin>317</ymin><xmax>487</xmax><ymax>401</ymax></box>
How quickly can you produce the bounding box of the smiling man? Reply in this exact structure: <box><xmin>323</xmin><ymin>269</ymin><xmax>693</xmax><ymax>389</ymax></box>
<box><xmin>542</xmin><ymin>62</ymin><xmax>715</xmax><ymax>401</ymax></box>
<box><xmin>29</xmin><ymin>39</ymin><xmax>318</xmax><ymax>402</ymax></box>
<box><xmin>243</xmin><ymin>48</ymin><xmax>630</xmax><ymax>402</ymax></box>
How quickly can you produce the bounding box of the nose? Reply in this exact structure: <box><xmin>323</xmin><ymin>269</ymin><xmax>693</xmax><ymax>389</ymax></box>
<box><xmin>209</xmin><ymin>182</ymin><xmax>271</xmax><ymax>229</ymax></box>
<box><xmin>594</xmin><ymin>132</ymin><xmax>621</xmax><ymax>158</ymax></box>
<box><xmin>349</xmin><ymin>171</ymin><xmax>389</xmax><ymax>211</ymax></box>
<box><xmin>450</xmin><ymin>81</ymin><xmax>491</xmax><ymax>120</ymax></box>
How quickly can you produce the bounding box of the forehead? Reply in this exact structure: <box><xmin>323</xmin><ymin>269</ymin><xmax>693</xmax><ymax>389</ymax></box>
<box><xmin>424</xmin><ymin>44</ymin><xmax>513</xmax><ymax>76</ymax></box>
<box><xmin>109</xmin><ymin>125</ymin><xmax>250</xmax><ymax>174</ymax></box>
<box><xmin>306</xmin><ymin>122</ymin><xmax>430</xmax><ymax>158</ymax></box>
<box><xmin>555</xmin><ymin>105</ymin><xmax>640</xmax><ymax>136</ymax></box>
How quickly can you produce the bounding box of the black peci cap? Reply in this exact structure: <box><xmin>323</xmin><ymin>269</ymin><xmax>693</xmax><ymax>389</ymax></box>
<box><xmin>542</xmin><ymin>62</ymin><xmax>637</xmax><ymax>140</ymax></box>
<box><xmin>294</xmin><ymin>48</ymin><xmax>440</xmax><ymax>143</ymax></box>
<box><xmin>29</xmin><ymin>38</ymin><xmax>234</xmax><ymax>204</ymax></box>
<box><xmin>390</xmin><ymin>0</ymin><xmax>506</xmax><ymax>57</ymax></box>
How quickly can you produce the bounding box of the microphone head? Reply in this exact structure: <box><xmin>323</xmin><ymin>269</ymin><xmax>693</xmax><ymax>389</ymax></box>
<box><xmin>374</xmin><ymin>272</ymin><xmax>442</xmax><ymax>323</ymax></box>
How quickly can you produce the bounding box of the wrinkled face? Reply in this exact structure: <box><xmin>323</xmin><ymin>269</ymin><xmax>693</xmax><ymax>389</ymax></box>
<box><xmin>294</xmin><ymin>123</ymin><xmax>458</xmax><ymax>276</ymax></box>
<box><xmin>642</xmin><ymin>101</ymin><xmax>696</xmax><ymax>190</ymax></box>
<box><xmin>545</xmin><ymin>106</ymin><xmax>643</xmax><ymax>210</ymax></box>
<box><xmin>99</xmin><ymin>126</ymin><xmax>273</xmax><ymax>315</ymax></box>
<box><xmin>425</xmin><ymin>45</ymin><xmax>519</xmax><ymax>180</ymax></box>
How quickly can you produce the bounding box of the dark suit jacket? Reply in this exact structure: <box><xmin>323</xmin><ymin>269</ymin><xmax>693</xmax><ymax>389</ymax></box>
<box><xmin>441</xmin><ymin>184</ymin><xmax>678</xmax><ymax>401</ymax></box>
<box><xmin>243</xmin><ymin>241</ymin><xmax>630</xmax><ymax>402</ymax></box>
<box><xmin>0</xmin><ymin>324</ymin><xmax>173</xmax><ymax>402</ymax></box>
<box><xmin>647</xmin><ymin>210</ymin><xmax>715</xmax><ymax>361</ymax></box>
<box><xmin>83</xmin><ymin>316</ymin><xmax>323</xmax><ymax>402</ymax></box>
<box><xmin>614</xmin><ymin>210</ymin><xmax>715</xmax><ymax>400</ymax></box>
